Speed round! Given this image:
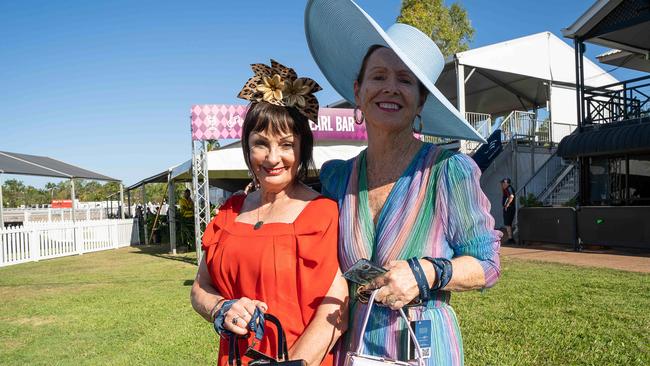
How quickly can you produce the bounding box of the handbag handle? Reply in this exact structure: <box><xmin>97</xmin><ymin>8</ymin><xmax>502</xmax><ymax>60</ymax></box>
<box><xmin>355</xmin><ymin>290</ymin><xmax>425</xmax><ymax>366</ymax></box>
<box><xmin>263</xmin><ymin>313</ymin><xmax>290</xmax><ymax>361</ymax></box>
<box><xmin>228</xmin><ymin>313</ymin><xmax>289</xmax><ymax>366</ymax></box>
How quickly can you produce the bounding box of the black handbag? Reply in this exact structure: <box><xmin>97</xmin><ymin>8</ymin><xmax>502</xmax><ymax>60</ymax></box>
<box><xmin>228</xmin><ymin>313</ymin><xmax>306</xmax><ymax>366</ymax></box>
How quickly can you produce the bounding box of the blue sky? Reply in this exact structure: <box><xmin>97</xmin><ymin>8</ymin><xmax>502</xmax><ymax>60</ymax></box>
<box><xmin>0</xmin><ymin>0</ymin><xmax>642</xmax><ymax>188</ymax></box>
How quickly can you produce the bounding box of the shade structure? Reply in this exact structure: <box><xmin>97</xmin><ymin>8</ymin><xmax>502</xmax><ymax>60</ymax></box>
<box><xmin>169</xmin><ymin>140</ymin><xmax>367</xmax><ymax>190</ymax></box>
<box><xmin>562</xmin><ymin>0</ymin><xmax>650</xmax><ymax>55</ymax></box>
<box><xmin>436</xmin><ymin>32</ymin><xmax>618</xmax><ymax>116</ymax></box>
<box><xmin>597</xmin><ymin>49</ymin><xmax>650</xmax><ymax>73</ymax></box>
<box><xmin>126</xmin><ymin>169</ymin><xmax>173</xmax><ymax>191</ymax></box>
<box><xmin>557</xmin><ymin>118</ymin><xmax>650</xmax><ymax>158</ymax></box>
<box><xmin>0</xmin><ymin>151</ymin><xmax>118</xmax><ymax>181</ymax></box>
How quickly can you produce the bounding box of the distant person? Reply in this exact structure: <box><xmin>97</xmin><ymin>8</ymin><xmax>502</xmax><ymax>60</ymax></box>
<box><xmin>501</xmin><ymin>178</ymin><xmax>516</xmax><ymax>244</ymax></box>
<box><xmin>178</xmin><ymin>189</ymin><xmax>195</xmax><ymax>248</ymax></box>
<box><xmin>179</xmin><ymin>189</ymin><xmax>194</xmax><ymax>218</ymax></box>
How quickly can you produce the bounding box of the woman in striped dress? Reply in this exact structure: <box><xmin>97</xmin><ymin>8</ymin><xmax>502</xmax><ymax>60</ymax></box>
<box><xmin>305</xmin><ymin>1</ymin><xmax>502</xmax><ymax>365</ymax></box>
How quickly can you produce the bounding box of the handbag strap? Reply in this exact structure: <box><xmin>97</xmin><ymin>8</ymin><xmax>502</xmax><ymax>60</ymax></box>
<box><xmin>263</xmin><ymin>313</ymin><xmax>290</xmax><ymax>361</ymax></box>
<box><xmin>226</xmin><ymin>313</ymin><xmax>290</xmax><ymax>364</ymax></box>
<box><xmin>228</xmin><ymin>335</ymin><xmax>243</xmax><ymax>366</ymax></box>
<box><xmin>355</xmin><ymin>290</ymin><xmax>425</xmax><ymax>366</ymax></box>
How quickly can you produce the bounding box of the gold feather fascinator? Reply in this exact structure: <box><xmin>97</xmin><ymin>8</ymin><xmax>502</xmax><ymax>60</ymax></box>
<box><xmin>237</xmin><ymin>59</ymin><xmax>322</xmax><ymax>122</ymax></box>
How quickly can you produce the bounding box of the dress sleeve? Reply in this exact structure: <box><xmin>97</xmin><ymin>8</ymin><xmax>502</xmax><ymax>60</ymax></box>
<box><xmin>201</xmin><ymin>195</ymin><xmax>240</xmax><ymax>252</ymax></box>
<box><xmin>294</xmin><ymin>197</ymin><xmax>341</xmax><ymax>325</ymax></box>
<box><xmin>319</xmin><ymin>159</ymin><xmax>352</xmax><ymax>201</ymax></box>
<box><xmin>440</xmin><ymin>154</ymin><xmax>502</xmax><ymax>288</ymax></box>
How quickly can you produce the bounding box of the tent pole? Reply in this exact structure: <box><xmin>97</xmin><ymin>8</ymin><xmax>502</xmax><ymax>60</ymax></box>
<box><xmin>70</xmin><ymin>179</ymin><xmax>76</xmax><ymax>223</ymax></box>
<box><xmin>168</xmin><ymin>176</ymin><xmax>177</xmax><ymax>255</ymax></box>
<box><xmin>120</xmin><ymin>184</ymin><xmax>125</xmax><ymax>219</ymax></box>
<box><xmin>456</xmin><ymin>62</ymin><xmax>466</xmax><ymax>116</ymax></box>
<box><xmin>142</xmin><ymin>185</ymin><xmax>148</xmax><ymax>245</ymax></box>
<box><xmin>456</xmin><ymin>62</ymin><xmax>467</xmax><ymax>153</ymax></box>
<box><xmin>0</xmin><ymin>170</ymin><xmax>4</xmax><ymax>228</ymax></box>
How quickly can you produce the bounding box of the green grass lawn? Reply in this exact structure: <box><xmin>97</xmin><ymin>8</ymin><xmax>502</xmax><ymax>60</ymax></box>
<box><xmin>0</xmin><ymin>246</ymin><xmax>648</xmax><ymax>365</ymax></box>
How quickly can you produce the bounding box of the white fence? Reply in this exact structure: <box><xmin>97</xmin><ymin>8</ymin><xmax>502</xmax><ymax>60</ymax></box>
<box><xmin>0</xmin><ymin>219</ymin><xmax>140</xmax><ymax>267</ymax></box>
<box><xmin>2</xmin><ymin>207</ymin><xmax>129</xmax><ymax>224</ymax></box>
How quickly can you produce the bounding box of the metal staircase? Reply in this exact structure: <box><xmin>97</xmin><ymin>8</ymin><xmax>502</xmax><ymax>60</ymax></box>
<box><xmin>517</xmin><ymin>152</ymin><xmax>579</xmax><ymax>206</ymax></box>
<box><xmin>539</xmin><ymin>164</ymin><xmax>579</xmax><ymax>206</ymax></box>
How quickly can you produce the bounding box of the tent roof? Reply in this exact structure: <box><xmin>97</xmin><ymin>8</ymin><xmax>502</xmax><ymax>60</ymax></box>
<box><xmin>453</xmin><ymin>32</ymin><xmax>616</xmax><ymax>86</ymax></box>
<box><xmin>562</xmin><ymin>0</ymin><xmax>650</xmax><ymax>55</ymax></box>
<box><xmin>126</xmin><ymin>141</ymin><xmax>242</xmax><ymax>190</ymax></box>
<box><xmin>170</xmin><ymin>140</ymin><xmax>367</xmax><ymax>190</ymax></box>
<box><xmin>125</xmin><ymin>169</ymin><xmax>171</xmax><ymax>191</ymax></box>
<box><xmin>436</xmin><ymin>32</ymin><xmax>618</xmax><ymax>116</ymax></box>
<box><xmin>0</xmin><ymin>151</ymin><xmax>118</xmax><ymax>182</ymax></box>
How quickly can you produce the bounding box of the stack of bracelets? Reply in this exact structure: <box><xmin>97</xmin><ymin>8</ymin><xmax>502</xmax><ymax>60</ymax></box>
<box><xmin>406</xmin><ymin>257</ymin><xmax>453</xmax><ymax>303</ymax></box>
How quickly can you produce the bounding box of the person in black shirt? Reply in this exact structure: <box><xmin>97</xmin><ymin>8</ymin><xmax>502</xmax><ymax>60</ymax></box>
<box><xmin>501</xmin><ymin>178</ymin><xmax>516</xmax><ymax>244</ymax></box>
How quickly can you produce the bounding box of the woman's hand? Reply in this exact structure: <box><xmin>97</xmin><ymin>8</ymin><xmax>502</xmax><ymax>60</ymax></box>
<box><xmin>369</xmin><ymin>259</ymin><xmax>435</xmax><ymax>310</ymax></box>
<box><xmin>222</xmin><ymin>297</ymin><xmax>268</xmax><ymax>335</ymax></box>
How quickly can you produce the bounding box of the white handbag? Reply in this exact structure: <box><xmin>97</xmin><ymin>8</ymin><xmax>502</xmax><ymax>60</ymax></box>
<box><xmin>344</xmin><ymin>290</ymin><xmax>426</xmax><ymax>366</ymax></box>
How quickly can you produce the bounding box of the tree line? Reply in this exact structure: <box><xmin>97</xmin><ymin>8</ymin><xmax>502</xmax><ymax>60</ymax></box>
<box><xmin>1</xmin><ymin>179</ymin><xmax>180</xmax><ymax>208</ymax></box>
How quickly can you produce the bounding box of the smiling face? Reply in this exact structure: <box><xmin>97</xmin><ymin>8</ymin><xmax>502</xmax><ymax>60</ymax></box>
<box><xmin>248</xmin><ymin>131</ymin><xmax>300</xmax><ymax>193</ymax></box>
<box><xmin>354</xmin><ymin>47</ymin><xmax>426</xmax><ymax>134</ymax></box>
<box><xmin>241</xmin><ymin>102</ymin><xmax>315</xmax><ymax>191</ymax></box>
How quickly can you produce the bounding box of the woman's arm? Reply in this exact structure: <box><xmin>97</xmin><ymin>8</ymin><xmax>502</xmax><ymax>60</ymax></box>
<box><xmin>373</xmin><ymin>154</ymin><xmax>501</xmax><ymax>308</ymax></box>
<box><xmin>372</xmin><ymin>255</ymin><xmax>487</xmax><ymax>309</ymax></box>
<box><xmin>191</xmin><ymin>258</ymin><xmax>224</xmax><ymax>322</ymax></box>
<box><xmin>442</xmin><ymin>154</ymin><xmax>501</xmax><ymax>290</ymax></box>
<box><xmin>288</xmin><ymin>269</ymin><xmax>349</xmax><ymax>366</ymax></box>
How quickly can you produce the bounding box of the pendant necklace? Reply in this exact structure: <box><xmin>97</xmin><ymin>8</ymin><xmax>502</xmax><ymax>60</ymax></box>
<box><xmin>254</xmin><ymin>199</ymin><xmax>277</xmax><ymax>230</ymax></box>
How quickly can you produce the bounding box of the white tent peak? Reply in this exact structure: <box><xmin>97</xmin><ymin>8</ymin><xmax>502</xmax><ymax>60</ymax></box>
<box><xmin>453</xmin><ymin>31</ymin><xmax>617</xmax><ymax>87</ymax></box>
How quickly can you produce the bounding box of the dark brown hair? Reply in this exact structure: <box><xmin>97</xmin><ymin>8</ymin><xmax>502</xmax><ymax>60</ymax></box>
<box><xmin>241</xmin><ymin>102</ymin><xmax>315</xmax><ymax>182</ymax></box>
<box><xmin>356</xmin><ymin>45</ymin><xmax>429</xmax><ymax>106</ymax></box>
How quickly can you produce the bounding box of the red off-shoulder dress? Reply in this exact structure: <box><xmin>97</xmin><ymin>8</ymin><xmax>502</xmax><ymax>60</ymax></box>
<box><xmin>201</xmin><ymin>194</ymin><xmax>340</xmax><ymax>366</ymax></box>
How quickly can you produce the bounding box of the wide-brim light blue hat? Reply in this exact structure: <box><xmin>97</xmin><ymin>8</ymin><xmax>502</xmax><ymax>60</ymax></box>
<box><xmin>305</xmin><ymin>0</ymin><xmax>486</xmax><ymax>143</ymax></box>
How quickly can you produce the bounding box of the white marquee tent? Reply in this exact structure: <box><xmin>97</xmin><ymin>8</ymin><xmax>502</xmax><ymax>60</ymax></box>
<box><xmin>437</xmin><ymin>32</ymin><xmax>618</xmax><ymax>130</ymax></box>
<box><xmin>169</xmin><ymin>139</ymin><xmax>366</xmax><ymax>190</ymax></box>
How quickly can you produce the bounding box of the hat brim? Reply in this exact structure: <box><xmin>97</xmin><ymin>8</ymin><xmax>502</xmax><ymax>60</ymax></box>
<box><xmin>305</xmin><ymin>0</ymin><xmax>486</xmax><ymax>143</ymax></box>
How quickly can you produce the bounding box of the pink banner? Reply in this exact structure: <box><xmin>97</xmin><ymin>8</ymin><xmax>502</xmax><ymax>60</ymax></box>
<box><xmin>191</xmin><ymin>104</ymin><xmax>367</xmax><ymax>141</ymax></box>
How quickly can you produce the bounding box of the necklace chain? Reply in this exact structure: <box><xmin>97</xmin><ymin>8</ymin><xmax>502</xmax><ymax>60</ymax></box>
<box><xmin>254</xmin><ymin>199</ymin><xmax>277</xmax><ymax>230</ymax></box>
<box><xmin>252</xmin><ymin>183</ymin><xmax>297</xmax><ymax>230</ymax></box>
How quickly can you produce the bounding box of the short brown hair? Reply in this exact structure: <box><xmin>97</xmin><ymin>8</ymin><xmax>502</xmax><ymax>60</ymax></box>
<box><xmin>241</xmin><ymin>102</ymin><xmax>315</xmax><ymax>182</ymax></box>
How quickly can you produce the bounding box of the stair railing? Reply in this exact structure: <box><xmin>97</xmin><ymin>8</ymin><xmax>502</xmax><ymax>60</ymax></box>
<box><xmin>541</xmin><ymin>164</ymin><xmax>579</xmax><ymax>206</ymax></box>
<box><xmin>515</xmin><ymin>152</ymin><xmax>564</xmax><ymax>201</ymax></box>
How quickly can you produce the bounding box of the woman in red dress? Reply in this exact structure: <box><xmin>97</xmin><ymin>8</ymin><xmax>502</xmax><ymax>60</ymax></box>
<box><xmin>191</xmin><ymin>60</ymin><xmax>348</xmax><ymax>366</ymax></box>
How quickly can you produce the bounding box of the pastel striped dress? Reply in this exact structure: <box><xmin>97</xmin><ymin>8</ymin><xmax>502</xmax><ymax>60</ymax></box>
<box><xmin>320</xmin><ymin>143</ymin><xmax>501</xmax><ymax>366</ymax></box>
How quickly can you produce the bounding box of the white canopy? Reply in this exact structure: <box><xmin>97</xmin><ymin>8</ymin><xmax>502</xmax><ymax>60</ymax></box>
<box><xmin>436</xmin><ymin>31</ymin><xmax>618</xmax><ymax>116</ymax></box>
<box><xmin>170</xmin><ymin>140</ymin><xmax>366</xmax><ymax>184</ymax></box>
<box><xmin>455</xmin><ymin>32</ymin><xmax>616</xmax><ymax>86</ymax></box>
